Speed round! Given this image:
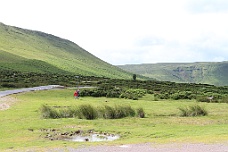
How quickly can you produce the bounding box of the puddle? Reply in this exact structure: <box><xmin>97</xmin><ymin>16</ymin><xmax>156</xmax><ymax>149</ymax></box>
<box><xmin>69</xmin><ymin>134</ymin><xmax>120</xmax><ymax>142</ymax></box>
<box><xmin>40</xmin><ymin>128</ymin><xmax>120</xmax><ymax>142</ymax></box>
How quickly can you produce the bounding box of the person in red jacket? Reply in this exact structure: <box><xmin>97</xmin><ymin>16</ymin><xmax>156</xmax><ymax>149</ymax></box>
<box><xmin>74</xmin><ymin>90</ymin><xmax>78</xmax><ymax>99</ymax></box>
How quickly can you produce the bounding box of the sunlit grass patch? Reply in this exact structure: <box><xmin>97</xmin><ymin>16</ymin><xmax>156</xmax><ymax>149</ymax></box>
<box><xmin>1</xmin><ymin>89</ymin><xmax>228</xmax><ymax>151</ymax></box>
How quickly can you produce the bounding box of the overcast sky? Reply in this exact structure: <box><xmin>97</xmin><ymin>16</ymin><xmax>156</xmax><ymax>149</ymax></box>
<box><xmin>1</xmin><ymin>0</ymin><xmax>228</xmax><ymax>65</ymax></box>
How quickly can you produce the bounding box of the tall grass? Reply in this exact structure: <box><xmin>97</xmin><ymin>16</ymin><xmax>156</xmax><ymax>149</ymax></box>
<box><xmin>40</xmin><ymin>104</ymin><xmax>142</xmax><ymax>120</ymax></box>
<box><xmin>40</xmin><ymin>105</ymin><xmax>76</xmax><ymax>119</ymax></box>
<box><xmin>40</xmin><ymin>105</ymin><xmax>60</xmax><ymax>119</ymax></box>
<box><xmin>137</xmin><ymin>108</ymin><xmax>145</xmax><ymax>118</ymax></box>
<box><xmin>103</xmin><ymin>105</ymin><xmax>136</xmax><ymax>119</ymax></box>
<box><xmin>179</xmin><ymin>104</ymin><xmax>208</xmax><ymax>117</ymax></box>
<box><xmin>77</xmin><ymin>104</ymin><xmax>98</xmax><ymax>120</ymax></box>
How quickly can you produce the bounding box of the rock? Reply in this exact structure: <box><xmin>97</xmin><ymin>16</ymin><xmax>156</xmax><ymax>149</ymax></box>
<box><xmin>85</xmin><ymin>138</ymin><xmax>89</xmax><ymax>142</ymax></box>
<box><xmin>88</xmin><ymin>129</ymin><xmax>94</xmax><ymax>133</ymax></box>
<box><xmin>28</xmin><ymin>128</ymin><xmax>34</xmax><ymax>132</ymax></box>
<box><xmin>75</xmin><ymin>130</ymin><xmax>82</xmax><ymax>134</ymax></box>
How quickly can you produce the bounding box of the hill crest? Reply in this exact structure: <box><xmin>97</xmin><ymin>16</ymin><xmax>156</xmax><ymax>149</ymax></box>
<box><xmin>118</xmin><ymin>62</ymin><xmax>228</xmax><ymax>86</ymax></box>
<box><xmin>0</xmin><ymin>22</ymin><xmax>132</xmax><ymax>79</ymax></box>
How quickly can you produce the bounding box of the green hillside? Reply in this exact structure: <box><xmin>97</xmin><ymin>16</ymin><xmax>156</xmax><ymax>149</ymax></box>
<box><xmin>0</xmin><ymin>22</ymin><xmax>132</xmax><ymax>78</ymax></box>
<box><xmin>118</xmin><ymin>62</ymin><xmax>228</xmax><ymax>86</ymax></box>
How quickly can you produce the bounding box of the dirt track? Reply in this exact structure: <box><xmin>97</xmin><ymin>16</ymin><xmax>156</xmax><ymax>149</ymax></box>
<box><xmin>45</xmin><ymin>143</ymin><xmax>228</xmax><ymax>152</ymax></box>
<box><xmin>0</xmin><ymin>85</ymin><xmax>62</xmax><ymax>110</ymax></box>
<box><xmin>0</xmin><ymin>85</ymin><xmax>62</xmax><ymax>98</ymax></box>
<box><xmin>0</xmin><ymin>96</ymin><xmax>17</xmax><ymax>110</ymax></box>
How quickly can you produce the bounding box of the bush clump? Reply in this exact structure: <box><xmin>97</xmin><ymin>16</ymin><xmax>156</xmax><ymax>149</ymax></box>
<box><xmin>77</xmin><ymin>104</ymin><xmax>98</xmax><ymax>120</ymax></box>
<box><xmin>179</xmin><ymin>104</ymin><xmax>208</xmax><ymax>117</ymax></box>
<box><xmin>137</xmin><ymin>108</ymin><xmax>145</xmax><ymax>118</ymax></box>
<box><xmin>40</xmin><ymin>105</ymin><xmax>61</xmax><ymax>119</ymax></box>
<box><xmin>103</xmin><ymin>105</ymin><xmax>136</xmax><ymax>119</ymax></box>
<box><xmin>120</xmin><ymin>89</ymin><xmax>147</xmax><ymax>100</ymax></box>
<box><xmin>171</xmin><ymin>91</ymin><xmax>196</xmax><ymax>100</ymax></box>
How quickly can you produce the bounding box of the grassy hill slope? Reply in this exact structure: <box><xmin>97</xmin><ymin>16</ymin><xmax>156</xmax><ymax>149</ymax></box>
<box><xmin>0</xmin><ymin>22</ymin><xmax>132</xmax><ymax>79</ymax></box>
<box><xmin>118</xmin><ymin>62</ymin><xmax>228</xmax><ymax>86</ymax></box>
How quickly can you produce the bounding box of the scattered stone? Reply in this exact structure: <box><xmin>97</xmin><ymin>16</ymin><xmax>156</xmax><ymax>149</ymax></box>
<box><xmin>75</xmin><ymin>130</ymin><xmax>82</xmax><ymax>134</ymax></box>
<box><xmin>40</xmin><ymin>128</ymin><xmax>120</xmax><ymax>142</ymax></box>
<box><xmin>88</xmin><ymin>129</ymin><xmax>94</xmax><ymax>133</ymax></box>
<box><xmin>28</xmin><ymin>128</ymin><xmax>34</xmax><ymax>132</ymax></box>
<box><xmin>85</xmin><ymin>138</ymin><xmax>89</xmax><ymax>142</ymax></box>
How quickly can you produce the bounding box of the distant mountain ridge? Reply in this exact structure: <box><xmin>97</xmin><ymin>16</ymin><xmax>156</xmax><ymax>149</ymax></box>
<box><xmin>118</xmin><ymin>62</ymin><xmax>228</xmax><ymax>86</ymax></box>
<box><xmin>0</xmin><ymin>22</ymin><xmax>132</xmax><ymax>78</ymax></box>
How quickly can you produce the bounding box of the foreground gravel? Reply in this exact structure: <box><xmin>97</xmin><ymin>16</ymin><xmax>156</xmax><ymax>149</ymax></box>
<box><xmin>46</xmin><ymin>143</ymin><xmax>228</xmax><ymax>152</ymax></box>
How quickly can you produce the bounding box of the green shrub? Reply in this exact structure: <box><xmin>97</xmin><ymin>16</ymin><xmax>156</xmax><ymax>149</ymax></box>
<box><xmin>170</xmin><ymin>91</ymin><xmax>195</xmax><ymax>100</ymax></box>
<box><xmin>58</xmin><ymin>107</ymin><xmax>75</xmax><ymax>118</ymax></box>
<box><xmin>179</xmin><ymin>105</ymin><xmax>208</xmax><ymax>117</ymax></box>
<box><xmin>157</xmin><ymin>93</ymin><xmax>170</xmax><ymax>99</ymax></box>
<box><xmin>103</xmin><ymin>105</ymin><xmax>116</xmax><ymax>119</ymax></box>
<box><xmin>78</xmin><ymin>104</ymin><xmax>98</xmax><ymax>120</ymax></box>
<box><xmin>40</xmin><ymin>104</ymin><xmax>60</xmax><ymax>119</ymax></box>
<box><xmin>219</xmin><ymin>95</ymin><xmax>228</xmax><ymax>103</ymax></box>
<box><xmin>137</xmin><ymin>108</ymin><xmax>145</xmax><ymax>118</ymax></box>
<box><xmin>170</xmin><ymin>93</ymin><xmax>180</xmax><ymax>100</ymax></box>
<box><xmin>196</xmin><ymin>96</ymin><xmax>211</xmax><ymax>102</ymax></box>
<box><xmin>124</xmin><ymin>106</ymin><xmax>136</xmax><ymax>117</ymax></box>
<box><xmin>103</xmin><ymin>105</ymin><xmax>135</xmax><ymax>119</ymax></box>
<box><xmin>106</xmin><ymin>88</ymin><xmax>122</xmax><ymax>98</ymax></box>
<box><xmin>113</xmin><ymin>105</ymin><xmax>127</xmax><ymax>119</ymax></box>
<box><xmin>120</xmin><ymin>89</ymin><xmax>147</xmax><ymax>100</ymax></box>
<box><xmin>67</xmin><ymin>106</ymin><xmax>79</xmax><ymax>118</ymax></box>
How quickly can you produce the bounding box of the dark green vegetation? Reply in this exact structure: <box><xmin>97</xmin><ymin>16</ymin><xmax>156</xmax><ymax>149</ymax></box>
<box><xmin>78</xmin><ymin>79</ymin><xmax>228</xmax><ymax>103</ymax></box>
<box><xmin>0</xmin><ymin>70</ymin><xmax>108</xmax><ymax>88</ymax></box>
<box><xmin>179</xmin><ymin>104</ymin><xmax>208</xmax><ymax>117</ymax></box>
<box><xmin>118</xmin><ymin>62</ymin><xmax>228</xmax><ymax>86</ymax></box>
<box><xmin>40</xmin><ymin>104</ymin><xmax>144</xmax><ymax>120</ymax></box>
<box><xmin>0</xmin><ymin>22</ymin><xmax>133</xmax><ymax>79</ymax></box>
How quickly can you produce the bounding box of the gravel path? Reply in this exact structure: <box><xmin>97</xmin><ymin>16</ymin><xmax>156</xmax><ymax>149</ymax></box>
<box><xmin>45</xmin><ymin>143</ymin><xmax>228</xmax><ymax>152</ymax></box>
<box><xmin>0</xmin><ymin>85</ymin><xmax>62</xmax><ymax>110</ymax></box>
<box><xmin>0</xmin><ymin>85</ymin><xmax>62</xmax><ymax>98</ymax></box>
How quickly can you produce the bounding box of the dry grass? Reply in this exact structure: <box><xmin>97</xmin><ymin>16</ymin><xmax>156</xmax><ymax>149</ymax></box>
<box><xmin>0</xmin><ymin>96</ymin><xmax>18</xmax><ymax>110</ymax></box>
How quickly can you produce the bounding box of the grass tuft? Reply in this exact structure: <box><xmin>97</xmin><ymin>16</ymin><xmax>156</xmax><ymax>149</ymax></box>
<box><xmin>40</xmin><ymin>104</ymin><xmax>141</xmax><ymax>120</ymax></box>
<box><xmin>137</xmin><ymin>107</ymin><xmax>145</xmax><ymax>118</ymax></box>
<box><xmin>179</xmin><ymin>104</ymin><xmax>208</xmax><ymax>117</ymax></box>
<box><xmin>40</xmin><ymin>104</ymin><xmax>60</xmax><ymax>119</ymax></box>
<box><xmin>77</xmin><ymin>104</ymin><xmax>98</xmax><ymax>120</ymax></box>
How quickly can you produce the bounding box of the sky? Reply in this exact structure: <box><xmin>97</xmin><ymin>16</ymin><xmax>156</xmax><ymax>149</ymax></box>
<box><xmin>1</xmin><ymin>0</ymin><xmax>228</xmax><ymax>65</ymax></box>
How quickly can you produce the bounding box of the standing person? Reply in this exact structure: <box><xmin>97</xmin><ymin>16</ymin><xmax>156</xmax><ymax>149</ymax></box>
<box><xmin>74</xmin><ymin>90</ymin><xmax>78</xmax><ymax>99</ymax></box>
<box><xmin>76</xmin><ymin>89</ymin><xmax>80</xmax><ymax>98</ymax></box>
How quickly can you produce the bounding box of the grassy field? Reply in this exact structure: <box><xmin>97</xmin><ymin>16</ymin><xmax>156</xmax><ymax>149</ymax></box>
<box><xmin>0</xmin><ymin>89</ymin><xmax>228</xmax><ymax>151</ymax></box>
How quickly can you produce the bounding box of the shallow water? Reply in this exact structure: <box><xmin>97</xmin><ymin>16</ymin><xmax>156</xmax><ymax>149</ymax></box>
<box><xmin>69</xmin><ymin>134</ymin><xmax>120</xmax><ymax>142</ymax></box>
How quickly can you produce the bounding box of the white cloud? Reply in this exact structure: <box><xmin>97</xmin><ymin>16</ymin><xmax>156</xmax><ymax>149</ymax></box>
<box><xmin>187</xmin><ymin>0</ymin><xmax>228</xmax><ymax>13</ymax></box>
<box><xmin>1</xmin><ymin>0</ymin><xmax>228</xmax><ymax>65</ymax></box>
